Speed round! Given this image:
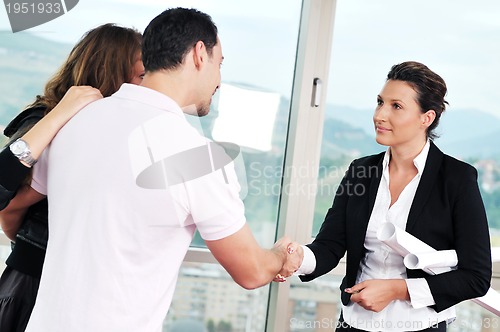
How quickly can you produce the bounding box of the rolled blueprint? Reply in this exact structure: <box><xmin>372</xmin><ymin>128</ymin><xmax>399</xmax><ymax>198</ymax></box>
<box><xmin>376</xmin><ymin>222</ymin><xmax>449</xmax><ymax>274</ymax></box>
<box><xmin>377</xmin><ymin>222</ymin><xmax>434</xmax><ymax>256</ymax></box>
<box><xmin>403</xmin><ymin>250</ymin><xmax>457</xmax><ymax>270</ymax></box>
<box><xmin>377</xmin><ymin>222</ymin><xmax>500</xmax><ymax>316</ymax></box>
<box><xmin>492</xmin><ymin>247</ymin><xmax>500</xmax><ymax>262</ymax></box>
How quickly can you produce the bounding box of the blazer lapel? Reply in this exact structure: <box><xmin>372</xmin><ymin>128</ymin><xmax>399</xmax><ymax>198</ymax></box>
<box><xmin>406</xmin><ymin>141</ymin><xmax>443</xmax><ymax>233</ymax></box>
<box><xmin>368</xmin><ymin>157</ymin><xmax>383</xmax><ymax>216</ymax></box>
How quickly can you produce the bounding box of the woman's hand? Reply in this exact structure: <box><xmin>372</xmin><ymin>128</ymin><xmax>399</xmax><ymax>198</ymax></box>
<box><xmin>49</xmin><ymin>85</ymin><xmax>103</xmax><ymax>122</ymax></box>
<box><xmin>272</xmin><ymin>237</ymin><xmax>304</xmax><ymax>282</ymax></box>
<box><xmin>345</xmin><ymin>279</ymin><xmax>410</xmax><ymax>312</ymax></box>
<box><xmin>20</xmin><ymin>86</ymin><xmax>103</xmax><ymax>162</ymax></box>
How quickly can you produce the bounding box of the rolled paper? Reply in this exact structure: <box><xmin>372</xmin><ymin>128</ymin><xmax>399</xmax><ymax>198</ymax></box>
<box><xmin>491</xmin><ymin>247</ymin><xmax>500</xmax><ymax>262</ymax></box>
<box><xmin>377</xmin><ymin>223</ymin><xmax>449</xmax><ymax>275</ymax></box>
<box><xmin>404</xmin><ymin>250</ymin><xmax>458</xmax><ymax>270</ymax></box>
<box><xmin>377</xmin><ymin>222</ymin><xmax>435</xmax><ymax>256</ymax></box>
<box><xmin>377</xmin><ymin>222</ymin><xmax>500</xmax><ymax>315</ymax></box>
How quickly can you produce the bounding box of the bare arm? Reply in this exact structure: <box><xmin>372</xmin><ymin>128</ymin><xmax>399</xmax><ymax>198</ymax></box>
<box><xmin>18</xmin><ymin>86</ymin><xmax>102</xmax><ymax>164</ymax></box>
<box><xmin>0</xmin><ymin>185</ymin><xmax>45</xmax><ymax>240</ymax></box>
<box><xmin>0</xmin><ymin>86</ymin><xmax>101</xmax><ymax>239</ymax></box>
<box><xmin>205</xmin><ymin>224</ymin><xmax>302</xmax><ymax>289</ymax></box>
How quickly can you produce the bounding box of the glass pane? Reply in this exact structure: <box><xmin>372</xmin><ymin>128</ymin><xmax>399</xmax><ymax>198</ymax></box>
<box><xmin>313</xmin><ymin>0</ymin><xmax>500</xmax><ymax>236</ymax></box>
<box><xmin>0</xmin><ymin>1</ymin><xmax>302</xmax><ymax>331</ymax></box>
<box><xmin>295</xmin><ymin>0</ymin><xmax>500</xmax><ymax>330</ymax></box>
<box><xmin>185</xmin><ymin>0</ymin><xmax>303</xmax><ymax>248</ymax></box>
<box><xmin>288</xmin><ymin>274</ymin><xmax>343</xmax><ymax>332</ymax></box>
<box><xmin>0</xmin><ymin>0</ymin><xmax>303</xmax><ymax>249</ymax></box>
<box><xmin>164</xmin><ymin>262</ymin><xmax>270</xmax><ymax>332</ymax></box>
<box><xmin>0</xmin><ymin>35</ymin><xmax>71</xmax><ymax>145</ymax></box>
<box><xmin>448</xmin><ymin>300</ymin><xmax>500</xmax><ymax>332</ymax></box>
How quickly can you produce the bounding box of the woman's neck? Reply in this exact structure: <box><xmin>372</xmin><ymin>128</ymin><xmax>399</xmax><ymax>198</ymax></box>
<box><xmin>389</xmin><ymin>139</ymin><xmax>427</xmax><ymax>171</ymax></box>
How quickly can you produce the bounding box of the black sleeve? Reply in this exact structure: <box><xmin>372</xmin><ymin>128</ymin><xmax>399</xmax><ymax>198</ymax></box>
<box><xmin>0</xmin><ymin>106</ymin><xmax>45</xmax><ymax>210</ymax></box>
<box><xmin>299</xmin><ymin>161</ymin><xmax>354</xmax><ymax>282</ymax></box>
<box><xmin>0</xmin><ymin>147</ymin><xmax>31</xmax><ymax>210</ymax></box>
<box><xmin>427</xmin><ymin>165</ymin><xmax>491</xmax><ymax>312</ymax></box>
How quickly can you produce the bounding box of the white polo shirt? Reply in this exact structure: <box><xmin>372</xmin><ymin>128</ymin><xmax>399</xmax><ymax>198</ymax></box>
<box><xmin>27</xmin><ymin>84</ymin><xmax>246</xmax><ymax>332</ymax></box>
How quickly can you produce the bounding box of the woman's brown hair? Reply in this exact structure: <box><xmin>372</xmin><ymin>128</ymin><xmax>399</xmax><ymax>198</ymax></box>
<box><xmin>30</xmin><ymin>23</ymin><xmax>142</xmax><ymax>113</ymax></box>
<box><xmin>386</xmin><ymin>61</ymin><xmax>448</xmax><ymax>140</ymax></box>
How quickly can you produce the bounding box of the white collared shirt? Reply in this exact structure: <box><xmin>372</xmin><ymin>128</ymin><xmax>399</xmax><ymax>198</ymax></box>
<box><xmin>299</xmin><ymin>141</ymin><xmax>455</xmax><ymax>331</ymax></box>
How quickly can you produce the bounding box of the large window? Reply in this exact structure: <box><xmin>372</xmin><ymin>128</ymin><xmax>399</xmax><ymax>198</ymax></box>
<box><xmin>2</xmin><ymin>1</ymin><xmax>499</xmax><ymax>331</ymax></box>
<box><xmin>313</xmin><ymin>0</ymin><xmax>500</xmax><ymax>237</ymax></box>
<box><xmin>289</xmin><ymin>1</ymin><xmax>500</xmax><ymax>331</ymax></box>
<box><xmin>0</xmin><ymin>0</ymin><xmax>304</xmax><ymax>331</ymax></box>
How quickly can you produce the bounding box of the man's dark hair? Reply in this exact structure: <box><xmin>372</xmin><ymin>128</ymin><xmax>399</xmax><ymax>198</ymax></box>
<box><xmin>142</xmin><ymin>7</ymin><xmax>218</xmax><ymax>72</ymax></box>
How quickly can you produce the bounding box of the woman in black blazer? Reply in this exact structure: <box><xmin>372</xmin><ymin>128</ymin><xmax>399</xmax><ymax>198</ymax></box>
<box><xmin>296</xmin><ymin>61</ymin><xmax>491</xmax><ymax>331</ymax></box>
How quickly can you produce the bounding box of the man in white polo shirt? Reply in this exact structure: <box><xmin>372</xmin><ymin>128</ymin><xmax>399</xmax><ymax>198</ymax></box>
<box><xmin>18</xmin><ymin>8</ymin><xmax>302</xmax><ymax>332</ymax></box>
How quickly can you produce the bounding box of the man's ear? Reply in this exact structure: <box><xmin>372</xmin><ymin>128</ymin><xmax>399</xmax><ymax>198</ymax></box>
<box><xmin>421</xmin><ymin>110</ymin><xmax>436</xmax><ymax>128</ymax></box>
<box><xmin>192</xmin><ymin>40</ymin><xmax>207</xmax><ymax>69</ymax></box>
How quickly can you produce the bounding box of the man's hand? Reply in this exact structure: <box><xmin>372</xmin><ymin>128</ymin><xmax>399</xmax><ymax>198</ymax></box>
<box><xmin>272</xmin><ymin>236</ymin><xmax>304</xmax><ymax>282</ymax></box>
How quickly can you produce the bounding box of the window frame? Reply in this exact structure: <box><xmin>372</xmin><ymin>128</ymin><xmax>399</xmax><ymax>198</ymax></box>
<box><xmin>179</xmin><ymin>1</ymin><xmax>338</xmax><ymax>330</ymax></box>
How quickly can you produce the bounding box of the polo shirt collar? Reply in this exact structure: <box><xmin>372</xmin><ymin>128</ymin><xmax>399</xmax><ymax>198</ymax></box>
<box><xmin>112</xmin><ymin>83</ymin><xmax>185</xmax><ymax>119</ymax></box>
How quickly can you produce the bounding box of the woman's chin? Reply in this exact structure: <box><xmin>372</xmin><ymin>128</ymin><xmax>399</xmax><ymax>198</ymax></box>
<box><xmin>375</xmin><ymin>136</ymin><xmax>389</xmax><ymax>146</ymax></box>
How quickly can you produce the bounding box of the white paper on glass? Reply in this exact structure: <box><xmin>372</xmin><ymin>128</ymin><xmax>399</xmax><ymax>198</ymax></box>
<box><xmin>377</xmin><ymin>222</ymin><xmax>500</xmax><ymax>316</ymax></box>
<box><xmin>212</xmin><ymin>83</ymin><xmax>281</xmax><ymax>152</ymax></box>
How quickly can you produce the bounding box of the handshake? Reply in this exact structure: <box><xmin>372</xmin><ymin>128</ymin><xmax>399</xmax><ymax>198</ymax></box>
<box><xmin>272</xmin><ymin>236</ymin><xmax>305</xmax><ymax>283</ymax></box>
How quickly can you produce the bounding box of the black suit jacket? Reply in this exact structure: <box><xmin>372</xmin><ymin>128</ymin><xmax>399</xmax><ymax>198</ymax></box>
<box><xmin>300</xmin><ymin>142</ymin><xmax>491</xmax><ymax>312</ymax></box>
